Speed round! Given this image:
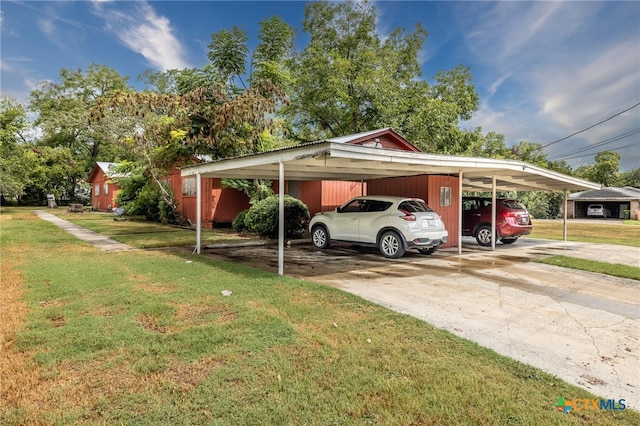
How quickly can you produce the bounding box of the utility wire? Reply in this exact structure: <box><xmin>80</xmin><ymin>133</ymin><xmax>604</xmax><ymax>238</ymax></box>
<box><xmin>537</xmin><ymin>101</ymin><xmax>640</xmax><ymax>150</ymax></box>
<box><xmin>558</xmin><ymin>143</ymin><xmax>637</xmax><ymax>161</ymax></box>
<box><xmin>547</xmin><ymin>128</ymin><xmax>640</xmax><ymax>160</ymax></box>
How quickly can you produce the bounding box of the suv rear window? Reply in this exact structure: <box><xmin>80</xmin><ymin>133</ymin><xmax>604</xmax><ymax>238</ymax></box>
<box><xmin>398</xmin><ymin>200</ymin><xmax>433</xmax><ymax>213</ymax></box>
<box><xmin>501</xmin><ymin>200</ymin><xmax>525</xmax><ymax>209</ymax></box>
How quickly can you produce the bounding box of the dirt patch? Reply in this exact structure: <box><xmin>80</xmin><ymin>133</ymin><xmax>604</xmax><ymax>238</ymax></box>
<box><xmin>0</xmin><ymin>244</ymin><xmax>52</xmax><ymax>415</ymax></box>
<box><xmin>173</xmin><ymin>299</ymin><xmax>237</xmax><ymax>327</ymax></box>
<box><xmin>134</xmin><ymin>282</ymin><xmax>179</xmax><ymax>294</ymax></box>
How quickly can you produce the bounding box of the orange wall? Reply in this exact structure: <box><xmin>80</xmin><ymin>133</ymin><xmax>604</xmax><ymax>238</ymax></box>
<box><xmin>167</xmin><ymin>168</ymin><xmax>250</xmax><ymax>227</ymax></box>
<box><xmin>321</xmin><ymin>181</ymin><xmax>366</xmax><ymax>213</ymax></box>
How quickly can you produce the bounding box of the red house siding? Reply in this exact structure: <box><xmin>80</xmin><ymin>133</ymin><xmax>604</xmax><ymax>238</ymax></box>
<box><xmin>367</xmin><ymin>175</ymin><xmax>459</xmax><ymax>248</ymax></box>
<box><xmin>321</xmin><ymin>181</ymin><xmax>366</xmax><ymax>212</ymax></box>
<box><xmin>87</xmin><ymin>168</ymin><xmax>120</xmax><ymax>212</ymax></box>
<box><xmin>167</xmin><ymin>168</ymin><xmax>250</xmax><ymax>227</ymax></box>
<box><xmin>296</xmin><ymin>180</ymin><xmax>365</xmax><ymax>215</ymax></box>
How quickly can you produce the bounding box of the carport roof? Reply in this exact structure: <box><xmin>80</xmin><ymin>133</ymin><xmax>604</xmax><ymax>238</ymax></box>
<box><xmin>180</xmin><ymin>140</ymin><xmax>601</xmax><ymax>192</ymax></box>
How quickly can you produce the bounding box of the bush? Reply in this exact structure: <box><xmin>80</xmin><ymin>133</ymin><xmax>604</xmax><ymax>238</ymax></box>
<box><xmin>243</xmin><ymin>195</ymin><xmax>310</xmax><ymax>239</ymax></box>
<box><xmin>232</xmin><ymin>209</ymin><xmax>250</xmax><ymax>232</ymax></box>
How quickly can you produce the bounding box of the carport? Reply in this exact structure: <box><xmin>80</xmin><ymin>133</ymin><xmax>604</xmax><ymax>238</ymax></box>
<box><xmin>181</xmin><ymin>137</ymin><xmax>600</xmax><ymax>275</ymax></box>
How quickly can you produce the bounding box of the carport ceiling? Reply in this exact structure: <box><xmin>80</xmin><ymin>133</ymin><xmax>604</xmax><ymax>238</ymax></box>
<box><xmin>181</xmin><ymin>141</ymin><xmax>601</xmax><ymax>192</ymax></box>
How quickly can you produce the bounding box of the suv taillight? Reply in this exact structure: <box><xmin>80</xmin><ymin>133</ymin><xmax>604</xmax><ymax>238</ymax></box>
<box><xmin>399</xmin><ymin>209</ymin><xmax>416</xmax><ymax>221</ymax></box>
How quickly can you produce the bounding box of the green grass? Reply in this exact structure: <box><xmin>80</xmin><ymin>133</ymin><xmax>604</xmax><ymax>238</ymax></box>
<box><xmin>2</xmin><ymin>207</ymin><xmax>639</xmax><ymax>425</ymax></box>
<box><xmin>529</xmin><ymin>219</ymin><xmax>640</xmax><ymax>247</ymax></box>
<box><xmin>43</xmin><ymin>208</ymin><xmax>251</xmax><ymax>248</ymax></box>
<box><xmin>536</xmin><ymin>255</ymin><xmax>640</xmax><ymax>281</ymax></box>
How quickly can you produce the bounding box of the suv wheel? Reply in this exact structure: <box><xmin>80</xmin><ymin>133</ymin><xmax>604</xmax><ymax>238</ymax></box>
<box><xmin>379</xmin><ymin>231</ymin><xmax>405</xmax><ymax>258</ymax></box>
<box><xmin>311</xmin><ymin>225</ymin><xmax>331</xmax><ymax>249</ymax></box>
<box><xmin>475</xmin><ymin>225</ymin><xmax>494</xmax><ymax>247</ymax></box>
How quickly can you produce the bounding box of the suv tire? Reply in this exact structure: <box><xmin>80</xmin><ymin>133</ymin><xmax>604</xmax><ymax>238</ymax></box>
<box><xmin>475</xmin><ymin>225</ymin><xmax>494</xmax><ymax>247</ymax></box>
<box><xmin>311</xmin><ymin>225</ymin><xmax>331</xmax><ymax>249</ymax></box>
<box><xmin>379</xmin><ymin>231</ymin><xmax>405</xmax><ymax>258</ymax></box>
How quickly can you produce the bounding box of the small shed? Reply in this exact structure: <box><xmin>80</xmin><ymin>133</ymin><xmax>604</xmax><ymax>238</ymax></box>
<box><xmin>568</xmin><ymin>186</ymin><xmax>640</xmax><ymax>219</ymax></box>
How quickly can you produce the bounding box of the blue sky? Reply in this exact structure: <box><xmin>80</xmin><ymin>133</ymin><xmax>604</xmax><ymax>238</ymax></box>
<box><xmin>2</xmin><ymin>1</ymin><xmax>639</xmax><ymax>171</ymax></box>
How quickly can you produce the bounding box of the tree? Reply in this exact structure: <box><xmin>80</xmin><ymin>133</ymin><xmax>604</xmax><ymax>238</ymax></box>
<box><xmin>619</xmin><ymin>167</ymin><xmax>640</xmax><ymax>188</ymax></box>
<box><xmin>0</xmin><ymin>97</ymin><xmax>34</xmax><ymax>201</ymax></box>
<box><xmin>29</xmin><ymin>64</ymin><xmax>134</xmax><ymax>174</ymax></box>
<box><xmin>577</xmin><ymin>151</ymin><xmax>621</xmax><ymax>187</ymax></box>
<box><xmin>21</xmin><ymin>146</ymin><xmax>85</xmax><ymax>205</ymax></box>
<box><xmin>284</xmin><ymin>0</ymin><xmax>478</xmax><ymax>152</ymax></box>
<box><xmin>90</xmin><ymin>18</ymin><xmax>294</xmax><ymax>223</ymax></box>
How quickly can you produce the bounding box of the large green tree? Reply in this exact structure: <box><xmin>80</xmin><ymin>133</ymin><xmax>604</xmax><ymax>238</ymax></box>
<box><xmin>0</xmin><ymin>97</ymin><xmax>34</xmax><ymax>201</ymax></box>
<box><xmin>576</xmin><ymin>151</ymin><xmax>621</xmax><ymax>187</ymax></box>
<box><xmin>91</xmin><ymin>17</ymin><xmax>294</xmax><ymax>222</ymax></box>
<box><xmin>284</xmin><ymin>0</ymin><xmax>478</xmax><ymax>153</ymax></box>
<box><xmin>29</xmin><ymin>64</ymin><xmax>134</xmax><ymax>171</ymax></box>
<box><xmin>21</xmin><ymin>146</ymin><xmax>85</xmax><ymax>205</ymax></box>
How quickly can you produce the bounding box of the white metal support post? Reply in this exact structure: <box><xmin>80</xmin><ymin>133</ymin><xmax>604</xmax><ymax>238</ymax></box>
<box><xmin>491</xmin><ymin>175</ymin><xmax>497</xmax><ymax>251</ymax></box>
<box><xmin>563</xmin><ymin>189</ymin><xmax>568</xmax><ymax>242</ymax></box>
<box><xmin>196</xmin><ymin>173</ymin><xmax>202</xmax><ymax>254</ymax></box>
<box><xmin>458</xmin><ymin>171</ymin><xmax>463</xmax><ymax>255</ymax></box>
<box><xmin>278</xmin><ymin>161</ymin><xmax>285</xmax><ymax>276</ymax></box>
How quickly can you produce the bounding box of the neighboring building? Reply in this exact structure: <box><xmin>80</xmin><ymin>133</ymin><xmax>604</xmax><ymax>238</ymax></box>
<box><xmin>568</xmin><ymin>186</ymin><xmax>640</xmax><ymax>219</ymax></box>
<box><xmin>87</xmin><ymin>162</ymin><xmax>123</xmax><ymax>212</ymax></box>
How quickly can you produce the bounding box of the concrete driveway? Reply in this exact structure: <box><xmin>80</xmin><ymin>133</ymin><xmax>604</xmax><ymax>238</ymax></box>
<box><xmin>201</xmin><ymin>238</ymin><xmax>640</xmax><ymax>408</ymax></box>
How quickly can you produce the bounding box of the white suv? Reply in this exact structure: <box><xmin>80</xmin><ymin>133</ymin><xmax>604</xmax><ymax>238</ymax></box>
<box><xmin>309</xmin><ymin>196</ymin><xmax>448</xmax><ymax>258</ymax></box>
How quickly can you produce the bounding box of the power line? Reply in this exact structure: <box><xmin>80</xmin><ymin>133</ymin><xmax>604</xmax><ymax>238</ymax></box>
<box><xmin>547</xmin><ymin>128</ymin><xmax>640</xmax><ymax>160</ymax></box>
<box><xmin>537</xmin><ymin>101</ymin><xmax>640</xmax><ymax>150</ymax></box>
<box><xmin>558</xmin><ymin>143</ymin><xmax>637</xmax><ymax>161</ymax></box>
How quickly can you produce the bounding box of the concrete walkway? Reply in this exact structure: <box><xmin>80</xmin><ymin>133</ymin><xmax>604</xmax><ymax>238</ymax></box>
<box><xmin>33</xmin><ymin>210</ymin><xmax>134</xmax><ymax>252</ymax></box>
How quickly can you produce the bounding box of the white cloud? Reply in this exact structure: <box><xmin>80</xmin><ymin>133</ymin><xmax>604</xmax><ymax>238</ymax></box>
<box><xmin>458</xmin><ymin>1</ymin><xmax>640</xmax><ymax>170</ymax></box>
<box><xmin>91</xmin><ymin>0</ymin><xmax>190</xmax><ymax>71</ymax></box>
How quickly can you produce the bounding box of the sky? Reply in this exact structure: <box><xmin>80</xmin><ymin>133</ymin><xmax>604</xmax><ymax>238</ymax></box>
<box><xmin>1</xmin><ymin>0</ymin><xmax>639</xmax><ymax>171</ymax></box>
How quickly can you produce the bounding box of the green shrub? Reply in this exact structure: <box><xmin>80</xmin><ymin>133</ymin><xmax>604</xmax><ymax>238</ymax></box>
<box><xmin>243</xmin><ymin>195</ymin><xmax>310</xmax><ymax>238</ymax></box>
<box><xmin>232</xmin><ymin>209</ymin><xmax>250</xmax><ymax>232</ymax></box>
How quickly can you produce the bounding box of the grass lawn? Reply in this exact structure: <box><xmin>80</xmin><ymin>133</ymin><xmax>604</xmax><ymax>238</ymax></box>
<box><xmin>528</xmin><ymin>219</ymin><xmax>640</xmax><ymax>247</ymax></box>
<box><xmin>537</xmin><ymin>255</ymin><xmax>640</xmax><ymax>281</ymax></box>
<box><xmin>2</xmin><ymin>207</ymin><xmax>639</xmax><ymax>424</ymax></box>
<box><xmin>44</xmin><ymin>208</ymin><xmax>252</xmax><ymax>248</ymax></box>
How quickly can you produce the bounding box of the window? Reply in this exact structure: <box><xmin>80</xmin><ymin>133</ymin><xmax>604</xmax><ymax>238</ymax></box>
<box><xmin>182</xmin><ymin>177</ymin><xmax>196</xmax><ymax>196</ymax></box>
<box><xmin>399</xmin><ymin>200</ymin><xmax>433</xmax><ymax>212</ymax></box>
<box><xmin>103</xmin><ymin>183</ymin><xmax>109</xmax><ymax>195</ymax></box>
<box><xmin>94</xmin><ymin>184</ymin><xmax>100</xmax><ymax>196</ymax></box>
<box><xmin>440</xmin><ymin>187</ymin><xmax>451</xmax><ymax>207</ymax></box>
<box><xmin>339</xmin><ymin>199</ymin><xmax>365</xmax><ymax>212</ymax></box>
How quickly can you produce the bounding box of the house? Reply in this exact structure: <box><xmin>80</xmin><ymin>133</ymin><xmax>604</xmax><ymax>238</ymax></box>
<box><xmin>568</xmin><ymin>186</ymin><xmax>640</xmax><ymax>219</ymax></box>
<box><xmin>87</xmin><ymin>162</ymin><xmax>123</xmax><ymax>211</ymax></box>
